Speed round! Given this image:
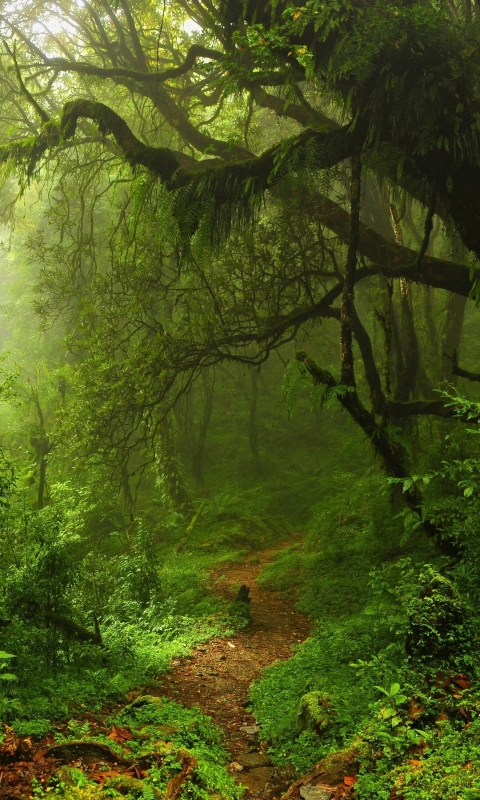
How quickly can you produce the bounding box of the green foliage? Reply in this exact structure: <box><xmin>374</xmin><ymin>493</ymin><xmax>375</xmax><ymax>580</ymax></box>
<box><xmin>404</xmin><ymin>567</ymin><xmax>478</xmax><ymax>669</ymax></box>
<box><xmin>355</xmin><ymin>705</ymin><xmax>480</xmax><ymax>799</ymax></box>
<box><xmin>43</xmin><ymin>697</ymin><xmax>242</xmax><ymax>800</ymax></box>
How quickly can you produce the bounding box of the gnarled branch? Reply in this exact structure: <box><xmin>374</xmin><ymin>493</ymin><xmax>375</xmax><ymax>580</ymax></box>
<box><xmin>34</xmin><ymin>44</ymin><xmax>224</xmax><ymax>84</ymax></box>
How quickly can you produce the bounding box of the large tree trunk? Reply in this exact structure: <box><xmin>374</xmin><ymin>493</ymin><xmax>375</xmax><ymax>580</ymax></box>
<box><xmin>441</xmin><ymin>293</ymin><xmax>467</xmax><ymax>384</ymax></box>
<box><xmin>156</xmin><ymin>415</ymin><xmax>192</xmax><ymax>512</ymax></box>
<box><xmin>192</xmin><ymin>368</ymin><xmax>214</xmax><ymax>493</ymax></box>
<box><xmin>248</xmin><ymin>366</ymin><xmax>262</xmax><ymax>473</ymax></box>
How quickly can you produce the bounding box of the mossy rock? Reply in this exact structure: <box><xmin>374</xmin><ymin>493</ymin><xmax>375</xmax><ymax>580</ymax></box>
<box><xmin>314</xmin><ymin>743</ymin><xmax>364</xmax><ymax>784</ymax></box>
<box><xmin>297</xmin><ymin>692</ymin><xmax>333</xmax><ymax>734</ymax></box>
<box><xmin>228</xmin><ymin>600</ymin><xmax>252</xmax><ymax>626</ymax></box>
<box><xmin>52</xmin><ymin>785</ymin><xmax>103</xmax><ymax>800</ymax></box>
<box><xmin>104</xmin><ymin>774</ymin><xmax>164</xmax><ymax>798</ymax></box>
<box><xmin>122</xmin><ymin>694</ymin><xmax>163</xmax><ymax>713</ymax></box>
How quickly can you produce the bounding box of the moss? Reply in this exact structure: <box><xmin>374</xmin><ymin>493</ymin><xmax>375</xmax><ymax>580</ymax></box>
<box><xmin>313</xmin><ymin>743</ymin><xmax>365</xmax><ymax>784</ymax></box>
<box><xmin>55</xmin><ymin>788</ymin><xmax>104</xmax><ymax>800</ymax></box>
<box><xmin>297</xmin><ymin>692</ymin><xmax>333</xmax><ymax>734</ymax></box>
<box><xmin>104</xmin><ymin>775</ymin><xmax>164</xmax><ymax>798</ymax></box>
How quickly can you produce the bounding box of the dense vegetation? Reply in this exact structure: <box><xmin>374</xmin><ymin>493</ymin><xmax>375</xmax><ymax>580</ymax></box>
<box><xmin>1</xmin><ymin>0</ymin><xmax>480</xmax><ymax>797</ymax></box>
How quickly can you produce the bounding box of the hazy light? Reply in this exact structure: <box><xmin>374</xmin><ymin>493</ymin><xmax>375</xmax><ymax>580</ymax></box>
<box><xmin>183</xmin><ymin>18</ymin><xmax>202</xmax><ymax>34</ymax></box>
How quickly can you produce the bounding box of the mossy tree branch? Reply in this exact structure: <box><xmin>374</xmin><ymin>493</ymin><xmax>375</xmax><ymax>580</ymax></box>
<box><xmin>1</xmin><ymin>99</ymin><xmax>475</xmax><ymax>298</ymax></box>
<box><xmin>33</xmin><ymin>44</ymin><xmax>224</xmax><ymax>84</ymax></box>
<box><xmin>295</xmin><ymin>350</ymin><xmax>459</xmax><ymax>556</ymax></box>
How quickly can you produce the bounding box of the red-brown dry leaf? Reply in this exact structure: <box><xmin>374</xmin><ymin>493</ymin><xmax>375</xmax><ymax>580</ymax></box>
<box><xmin>463</xmin><ymin>762</ymin><xmax>473</xmax><ymax>770</ymax></box>
<box><xmin>343</xmin><ymin>776</ymin><xmax>357</xmax><ymax>786</ymax></box>
<box><xmin>90</xmin><ymin>769</ymin><xmax>122</xmax><ymax>783</ymax></box>
<box><xmin>32</xmin><ymin>748</ymin><xmax>47</xmax><ymax>762</ymax></box>
<box><xmin>107</xmin><ymin>725</ymin><xmax>134</xmax><ymax>744</ymax></box>
<box><xmin>407</xmin><ymin>759</ymin><xmax>422</xmax><ymax>767</ymax></box>
<box><xmin>408</xmin><ymin>699</ymin><xmax>425</xmax><ymax>719</ymax></box>
<box><xmin>166</xmin><ymin>751</ymin><xmax>198</xmax><ymax>800</ymax></box>
<box><xmin>436</xmin><ymin>712</ymin><xmax>449</xmax><ymax>722</ymax></box>
<box><xmin>453</xmin><ymin>675</ymin><xmax>471</xmax><ymax>690</ymax></box>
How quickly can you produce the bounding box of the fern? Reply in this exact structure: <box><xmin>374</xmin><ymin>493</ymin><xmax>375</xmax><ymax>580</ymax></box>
<box><xmin>282</xmin><ymin>359</ymin><xmax>312</xmax><ymax>416</ymax></box>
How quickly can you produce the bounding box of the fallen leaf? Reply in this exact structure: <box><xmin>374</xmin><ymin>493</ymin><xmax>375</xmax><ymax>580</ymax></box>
<box><xmin>166</xmin><ymin>751</ymin><xmax>198</xmax><ymax>800</ymax></box>
<box><xmin>108</xmin><ymin>725</ymin><xmax>134</xmax><ymax>744</ymax></box>
<box><xmin>344</xmin><ymin>776</ymin><xmax>357</xmax><ymax>786</ymax></box>
<box><xmin>409</xmin><ymin>698</ymin><xmax>425</xmax><ymax>719</ymax></box>
<box><xmin>453</xmin><ymin>675</ymin><xmax>472</xmax><ymax>690</ymax></box>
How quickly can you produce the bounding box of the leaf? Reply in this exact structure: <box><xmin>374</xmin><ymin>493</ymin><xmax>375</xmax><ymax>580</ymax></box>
<box><xmin>0</xmin><ymin>651</ymin><xmax>15</xmax><ymax>659</ymax></box>
<box><xmin>409</xmin><ymin>699</ymin><xmax>425</xmax><ymax>719</ymax></box>
<box><xmin>380</xmin><ymin>707</ymin><xmax>396</xmax><ymax>719</ymax></box>
<box><xmin>343</xmin><ymin>776</ymin><xmax>357</xmax><ymax>786</ymax></box>
<box><xmin>390</xmin><ymin>683</ymin><xmax>401</xmax><ymax>696</ymax></box>
<box><xmin>0</xmin><ymin>673</ymin><xmax>17</xmax><ymax>680</ymax></box>
<box><xmin>453</xmin><ymin>675</ymin><xmax>471</xmax><ymax>690</ymax></box>
<box><xmin>107</xmin><ymin>725</ymin><xmax>134</xmax><ymax>744</ymax></box>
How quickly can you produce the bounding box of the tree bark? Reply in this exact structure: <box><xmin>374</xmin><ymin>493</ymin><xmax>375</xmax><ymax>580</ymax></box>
<box><xmin>442</xmin><ymin>294</ymin><xmax>467</xmax><ymax>383</ymax></box>
<box><xmin>156</xmin><ymin>416</ymin><xmax>192</xmax><ymax>512</ymax></box>
<box><xmin>248</xmin><ymin>366</ymin><xmax>262</xmax><ymax>473</ymax></box>
<box><xmin>192</xmin><ymin>369</ymin><xmax>214</xmax><ymax>492</ymax></box>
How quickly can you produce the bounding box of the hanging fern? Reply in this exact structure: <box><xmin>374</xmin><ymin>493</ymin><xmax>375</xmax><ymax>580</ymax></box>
<box><xmin>282</xmin><ymin>360</ymin><xmax>354</xmax><ymax>416</ymax></box>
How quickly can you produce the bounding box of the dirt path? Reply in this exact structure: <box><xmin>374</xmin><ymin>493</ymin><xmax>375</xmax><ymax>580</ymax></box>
<box><xmin>158</xmin><ymin>546</ymin><xmax>310</xmax><ymax>797</ymax></box>
<box><xmin>0</xmin><ymin>543</ymin><xmax>311</xmax><ymax>800</ymax></box>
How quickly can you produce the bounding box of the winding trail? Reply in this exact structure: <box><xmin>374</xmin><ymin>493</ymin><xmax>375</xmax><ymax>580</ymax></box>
<box><xmin>0</xmin><ymin>543</ymin><xmax>311</xmax><ymax>800</ymax></box>
<box><xmin>158</xmin><ymin>545</ymin><xmax>310</xmax><ymax>797</ymax></box>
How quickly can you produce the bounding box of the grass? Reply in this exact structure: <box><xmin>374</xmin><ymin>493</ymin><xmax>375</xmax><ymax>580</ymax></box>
<box><xmin>250</xmin><ymin>471</ymin><xmax>441</xmax><ymax>772</ymax></box>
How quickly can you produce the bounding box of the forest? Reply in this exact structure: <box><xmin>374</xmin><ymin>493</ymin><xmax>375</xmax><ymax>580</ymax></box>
<box><xmin>0</xmin><ymin>0</ymin><xmax>480</xmax><ymax>797</ymax></box>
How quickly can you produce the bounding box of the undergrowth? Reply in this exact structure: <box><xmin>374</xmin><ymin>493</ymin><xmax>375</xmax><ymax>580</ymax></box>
<box><xmin>30</xmin><ymin>696</ymin><xmax>241</xmax><ymax>800</ymax></box>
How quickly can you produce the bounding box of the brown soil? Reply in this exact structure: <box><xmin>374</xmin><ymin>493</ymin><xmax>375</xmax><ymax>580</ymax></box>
<box><xmin>158</xmin><ymin>545</ymin><xmax>311</xmax><ymax>796</ymax></box>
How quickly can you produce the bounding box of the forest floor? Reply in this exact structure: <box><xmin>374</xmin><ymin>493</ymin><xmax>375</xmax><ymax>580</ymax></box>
<box><xmin>158</xmin><ymin>544</ymin><xmax>311</xmax><ymax>797</ymax></box>
<box><xmin>0</xmin><ymin>542</ymin><xmax>356</xmax><ymax>800</ymax></box>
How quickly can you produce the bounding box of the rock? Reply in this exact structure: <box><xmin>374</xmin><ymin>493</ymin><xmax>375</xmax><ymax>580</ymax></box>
<box><xmin>313</xmin><ymin>744</ymin><xmax>362</xmax><ymax>785</ymax></box>
<box><xmin>261</xmin><ymin>764</ymin><xmax>298</xmax><ymax>799</ymax></box>
<box><xmin>239</xmin><ymin>766</ymin><xmax>274</xmax><ymax>794</ymax></box>
<box><xmin>229</xmin><ymin>761</ymin><xmax>244</xmax><ymax>772</ymax></box>
<box><xmin>240</xmin><ymin>724</ymin><xmax>259</xmax><ymax>735</ymax></box>
<box><xmin>297</xmin><ymin>692</ymin><xmax>333</xmax><ymax>734</ymax></box>
<box><xmin>237</xmin><ymin>752</ymin><xmax>271</xmax><ymax>768</ymax></box>
<box><xmin>156</xmin><ymin>723</ymin><xmax>178</xmax><ymax>739</ymax></box>
<box><xmin>53</xmin><ymin>766</ymin><xmax>75</xmax><ymax>786</ymax></box>
<box><xmin>124</xmin><ymin>695</ymin><xmax>162</xmax><ymax>712</ymax></box>
<box><xmin>299</xmin><ymin>786</ymin><xmax>333</xmax><ymax>800</ymax></box>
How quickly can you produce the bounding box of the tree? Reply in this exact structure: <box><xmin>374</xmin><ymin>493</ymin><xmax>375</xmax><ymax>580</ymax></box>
<box><xmin>0</xmin><ymin>0</ymin><xmax>479</xmax><ymax>550</ymax></box>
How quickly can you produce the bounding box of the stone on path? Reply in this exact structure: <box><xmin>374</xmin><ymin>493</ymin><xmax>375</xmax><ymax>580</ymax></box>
<box><xmin>237</xmin><ymin>752</ymin><xmax>271</xmax><ymax>768</ymax></box>
<box><xmin>300</xmin><ymin>786</ymin><xmax>334</xmax><ymax>800</ymax></box>
<box><xmin>239</xmin><ymin>724</ymin><xmax>259</xmax><ymax>735</ymax></box>
<box><xmin>239</xmin><ymin>766</ymin><xmax>274</xmax><ymax>794</ymax></box>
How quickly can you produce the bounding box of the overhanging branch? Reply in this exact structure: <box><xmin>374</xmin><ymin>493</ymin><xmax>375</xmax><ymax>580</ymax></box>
<box><xmin>0</xmin><ymin>98</ymin><xmax>477</xmax><ymax>295</ymax></box>
<box><xmin>34</xmin><ymin>44</ymin><xmax>224</xmax><ymax>84</ymax></box>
